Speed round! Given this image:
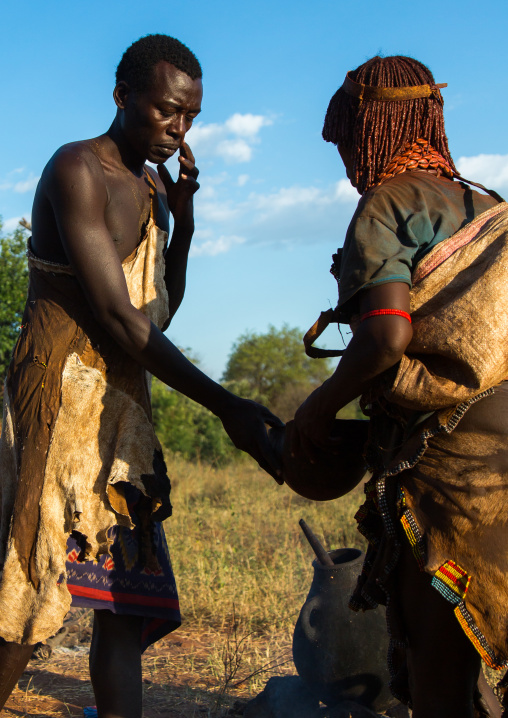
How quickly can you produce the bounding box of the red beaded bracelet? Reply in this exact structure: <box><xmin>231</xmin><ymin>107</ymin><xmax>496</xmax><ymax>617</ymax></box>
<box><xmin>360</xmin><ymin>309</ymin><xmax>412</xmax><ymax>323</ymax></box>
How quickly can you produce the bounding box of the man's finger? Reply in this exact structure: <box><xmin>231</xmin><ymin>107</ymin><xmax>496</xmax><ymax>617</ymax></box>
<box><xmin>178</xmin><ymin>156</ymin><xmax>199</xmax><ymax>179</ymax></box>
<box><xmin>253</xmin><ymin>452</ymin><xmax>283</xmax><ymax>484</ymax></box>
<box><xmin>253</xmin><ymin>429</ymin><xmax>283</xmax><ymax>477</ymax></box>
<box><xmin>179</xmin><ymin>177</ymin><xmax>200</xmax><ymax>194</ymax></box>
<box><xmin>261</xmin><ymin>407</ymin><xmax>285</xmax><ymax>428</ymax></box>
<box><xmin>157</xmin><ymin>163</ymin><xmax>175</xmax><ymax>187</ymax></box>
<box><xmin>258</xmin><ymin>442</ymin><xmax>282</xmax><ymax>477</ymax></box>
<box><xmin>180</xmin><ymin>142</ymin><xmax>196</xmax><ymax>165</ymax></box>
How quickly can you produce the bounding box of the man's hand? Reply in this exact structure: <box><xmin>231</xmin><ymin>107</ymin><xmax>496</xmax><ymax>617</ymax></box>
<box><xmin>291</xmin><ymin>380</ymin><xmax>341</xmax><ymax>464</ymax></box>
<box><xmin>218</xmin><ymin>397</ymin><xmax>284</xmax><ymax>483</ymax></box>
<box><xmin>157</xmin><ymin>142</ymin><xmax>199</xmax><ymax>230</ymax></box>
<box><xmin>292</xmin><ymin>283</ymin><xmax>413</xmax><ymax>463</ymax></box>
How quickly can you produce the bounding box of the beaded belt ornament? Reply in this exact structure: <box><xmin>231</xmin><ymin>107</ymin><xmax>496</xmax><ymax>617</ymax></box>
<box><xmin>372</xmin><ymin>138</ymin><xmax>454</xmax><ymax>190</ymax></box>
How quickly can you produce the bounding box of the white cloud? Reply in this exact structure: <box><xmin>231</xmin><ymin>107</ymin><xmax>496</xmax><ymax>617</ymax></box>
<box><xmin>192</xmin><ymin>171</ymin><xmax>229</xmax><ymax>199</ymax></box>
<box><xmin>14</xmin><ymin>174</ymin><xmax>40</xmax><ymax>193</ymax></box>
<box><xmin>188</xmin><ymin>122</ymin><xmax>223</xmax><ymax>148</ymax></box>
<box><xmin>190</xmin><ymin>234</ymin><xmax>245</xmax><ymax>257</ymax></box>
<box><xmin>198</xmin><ymin>200</ymin><xmax>239</xmax><ymax>223</ymax></box>
<box><xmin>191</xmin><ymin>175</ymin><xmax>358</xmax><ymax>254</ymax></box>
<box><xmin>247</xmin><ymin>181</ymin><xmax>358</xmax><ymax>221</ymax></box>
<box><xmin>237</xmin><ymin>174</ymin><xmax>249</xmax><ymax>187</ymax></box>
<box><xmin>186</xmin><ymin>113</ymin><xmax>272</xmax><ymax>164</ymax></box>
<box><xmin>2</xmin><ymin>216</ymin><xmax>23</xmax><ymax>233</ymax></box>
<box><xmin>224</xmin><ymin>113</ymin><xmax>272</xmax><ymax>137</ymax></box>
<box><xmin>207</xmin><ymin>172</ymin><xmax>228</xmax><ymax>186</ymax></box>
<box><xmin>253</xmin><ymin>186</ymin><xmax>325</xmax><ymax>213</ymax></box>
<box><xmin>0</xmin><ymin>169</ymin><xmax>40</xmax><ymax>194</ymax></box>
<box><xmin>199</xmin><ymin>184</ymin><xmax>217</xmax><ymax>200</ymax></box>
<box><xmin>216</xmin><ymin>139</ymin><xmax>252</xmax><ymax>163</ymax></box>
<box><xmin>193</xmin><ymin>227</ymin><xmax>213</xmax><ymax>241</ymax></box>
<box><xmin>456</xmin><ymin>154</ymin><xmax>508</xmax><ymax>191</ymax></box>
<box><xmin>334</xmin><ymin>179</ymin><xmax>360</xmax><ymax>202</ymax></box>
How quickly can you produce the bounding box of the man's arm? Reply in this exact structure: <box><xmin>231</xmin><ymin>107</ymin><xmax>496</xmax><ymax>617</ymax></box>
<box><xmin>155</xmin><ymin>143</ymin><xmax>198</xmax><ymax>324</ymax></box>
<box><xmin>292</xmin><ymin>282</ymin><xmax>413</xmax><ymax>460</ymax></box>
<box><xmin>46</xmin><ymin>146</ymin><xmax>282</xmax><ymax>477</ymax></box>
<box><xmin>163</xmin><ymin>224</ymin><xmax>193</xmax><ymax>324</ymax></box>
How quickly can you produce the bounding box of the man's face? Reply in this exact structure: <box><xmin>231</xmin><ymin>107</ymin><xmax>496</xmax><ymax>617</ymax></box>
<box><xmin>116</xmin><ymin>60</ymin><xmax>203</xmax><ymax>164</ymax></box>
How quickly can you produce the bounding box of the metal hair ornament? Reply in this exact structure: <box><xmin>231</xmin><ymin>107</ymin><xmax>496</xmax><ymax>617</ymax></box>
<box><xmin>341</xmin><ymin>71</ymin><xmax>447</xmax><ymax>103</ymax></box>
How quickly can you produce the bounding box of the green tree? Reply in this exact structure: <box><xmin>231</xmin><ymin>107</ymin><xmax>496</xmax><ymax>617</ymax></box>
<box><xmin>221</xmin><ymin>324</ymin><xmax>335</xmax><ymax>421</ymax></box>
<box><xmin>151</xmin><ymin>378</ymin><xmax>240</xmax><ymax>466</ymax></box>
<box><xmin>0</xmin><ymin>219</ymin><xmax>29</xmax><ymax>388</ymax></box>
<box><xmin>151</xmin><ymin>349</ymin><xmax>240</xmax><ymax>466</ymax></box>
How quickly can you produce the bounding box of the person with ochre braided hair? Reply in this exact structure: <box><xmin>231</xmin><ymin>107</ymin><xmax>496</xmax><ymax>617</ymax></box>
<box><xmin>292</xmin><ymin>56</ymin><xmax>508</xmax><ymax>717</ymax></box>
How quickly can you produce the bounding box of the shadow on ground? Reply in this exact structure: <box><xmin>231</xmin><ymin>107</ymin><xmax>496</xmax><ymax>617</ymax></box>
<box><xmin>3</xmin><ymin>666</ymin><xmax>245</xmax><ymax>718</ymax></box>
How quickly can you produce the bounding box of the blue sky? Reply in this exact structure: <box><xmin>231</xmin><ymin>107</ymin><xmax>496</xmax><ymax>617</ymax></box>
<box><xmin>2</xmin><ymin>0</ymin><xmax>508</xmax><ymax>378</ymax></box>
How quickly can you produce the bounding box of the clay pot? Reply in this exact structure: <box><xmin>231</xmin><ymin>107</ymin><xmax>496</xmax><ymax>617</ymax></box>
<box><xmin>269</xmin><ymin>419</ymin><xmax>368</xmax><ymax>501</ymax></box>
<box><xmin>292</xmin><ymin>548</ymin><xmax>397</xmax><ymax>712</ymax></box>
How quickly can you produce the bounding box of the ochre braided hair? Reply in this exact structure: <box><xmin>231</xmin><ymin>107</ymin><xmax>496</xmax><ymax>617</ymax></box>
<box><xmin>322</xmin><ymin>56</ymin><xmax>456</xmax><ymax>194</ymax></box>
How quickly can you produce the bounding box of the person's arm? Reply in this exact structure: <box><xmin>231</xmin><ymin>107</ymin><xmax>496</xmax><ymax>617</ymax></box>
<box><xmin>292</xmin><ymin>282</ymin><xmax>412</xmax><ymax>460</ymax></box>
<box><xmin>156</xmin><ymin>142</ymin><xmax>198</xmax><ymax>323</ymax></box>
<box><xmin>46</xmin><ymin>146</ymin><xmax>282</xmax><ymax>477</ymax></box>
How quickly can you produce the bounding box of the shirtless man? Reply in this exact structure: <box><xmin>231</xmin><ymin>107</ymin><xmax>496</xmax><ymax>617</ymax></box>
<box><xmin>0</xmin><ymin>34</ymin><xmax>281</xmax><ymax>717</ymax></box>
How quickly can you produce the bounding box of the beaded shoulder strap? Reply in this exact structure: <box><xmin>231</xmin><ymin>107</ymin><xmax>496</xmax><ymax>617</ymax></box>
<box><xmin>371</xmin><ymin>139</ymin><xmax>504</xmax><ymax>203</ymax></box>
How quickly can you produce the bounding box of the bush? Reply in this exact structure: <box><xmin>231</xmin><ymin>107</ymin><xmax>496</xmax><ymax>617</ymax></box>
<box><xmin>151</xmin><ymin>378</ymin><xmax>241</xmax><ymax>466</ymax></box>
<box><xmin>0</xmin><ymin>220</ymin><xmax>29</xmax><ymax>391</ymax></box>
<box><xmin>222</xmin><ymin>325</ymin><xmax>334</xmax><ymax>422</ymax></box>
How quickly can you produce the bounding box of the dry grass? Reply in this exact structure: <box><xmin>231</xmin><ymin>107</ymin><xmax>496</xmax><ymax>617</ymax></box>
<box><xmin>158</xmin><ymin>454</ymin><xmax>368</xmax><ymax>707</ymax></box>
<box><xmin>165</xmin><ymin>454</ymin><xmax>366</xmax><ymax>635</ymax></box>
<box><xmin>5</xmin><ymin>456</ymin><xmax>368</xmax><ymax>717</ymax></box>
<box><xmin>5</xmin><ymin>455</ymin><xmax>502</xmax><ymax>715</ymax></box>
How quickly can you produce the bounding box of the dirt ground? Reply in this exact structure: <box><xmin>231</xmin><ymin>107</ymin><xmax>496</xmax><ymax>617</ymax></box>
<box><xmin>2</xmin><ymin>617</ymin><xmax>292</xmax><ymax>718</ymax></box>
<box><xmin>4</xmin><ymin>634</ymin><xmax>252</xmax><ymax>717</ymax></box>
<box><xmin>2</xmin><ymin>611</ymin><xmax>502</xmax><ymax>717</ymax></box>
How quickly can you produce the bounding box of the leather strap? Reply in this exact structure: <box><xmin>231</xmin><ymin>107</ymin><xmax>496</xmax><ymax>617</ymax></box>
<box><xmin>303</xmin><ymin>309</ymin><xmax>345</xmax><ymax>358</ymax></box>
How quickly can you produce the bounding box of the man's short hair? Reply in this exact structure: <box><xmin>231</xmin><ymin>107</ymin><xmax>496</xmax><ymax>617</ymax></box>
<box><xmin>116</xmin><ymin>34</ymin><xmax>202</xmax><ymax>92</ymax></box>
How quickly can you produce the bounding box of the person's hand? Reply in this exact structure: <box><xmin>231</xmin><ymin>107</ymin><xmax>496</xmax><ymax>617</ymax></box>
<box><xmin>157</xmin><ymin>142</ymin><xmax>199</xmax><ymax>231</ymax></box>
<box><xmin>291</xmin><ymin>380</ymin><xmax>341</xmax><ymax>463</ymax></box>
<box><xmin>219</xmin><ymin>397</ymin><xmax>284</xmax><ymax>483</ymax></box>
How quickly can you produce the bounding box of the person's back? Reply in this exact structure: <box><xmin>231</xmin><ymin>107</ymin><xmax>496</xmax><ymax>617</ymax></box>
<box><xmin>336</xmin><ymin>169</ymin><xmax>497</xmax><ymax>322</ymax></box>
<box><xmin>292</xmin><ymin>55</ymin><xmax>508</xmax><ymax>718</ymax></box>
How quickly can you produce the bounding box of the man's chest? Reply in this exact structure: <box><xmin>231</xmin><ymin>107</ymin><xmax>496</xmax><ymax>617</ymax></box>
<box><xmin>103</xmin><ymin>171</ymin><xmax>169</xmax><ymax>261</ymax></box>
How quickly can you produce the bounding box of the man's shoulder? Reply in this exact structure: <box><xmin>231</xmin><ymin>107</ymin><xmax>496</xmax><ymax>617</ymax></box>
<box><xmin>48</xmin><ymin>140</ymin><xmax>102</xmax><ymax>175</ymax></box>
<box><xmin>39</xmin><ymin>140</ymin><xmax>107</xmax><ymax>202</ymax></box>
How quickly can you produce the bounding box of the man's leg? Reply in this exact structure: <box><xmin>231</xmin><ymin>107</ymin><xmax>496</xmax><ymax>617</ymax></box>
<box><xmin>0</xmin><ymin>640</ymin><xmax>35</xmax><ymax>709</ymax></box>
<box><xmin>89</xmin><ymin>610</ymin><xmax>144</xmax><ymax>718</ymax></box>
<box><xmin>396</xmin><ymin>540</ymin><xmax>481</xmax><ymax>718</ymax></box>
